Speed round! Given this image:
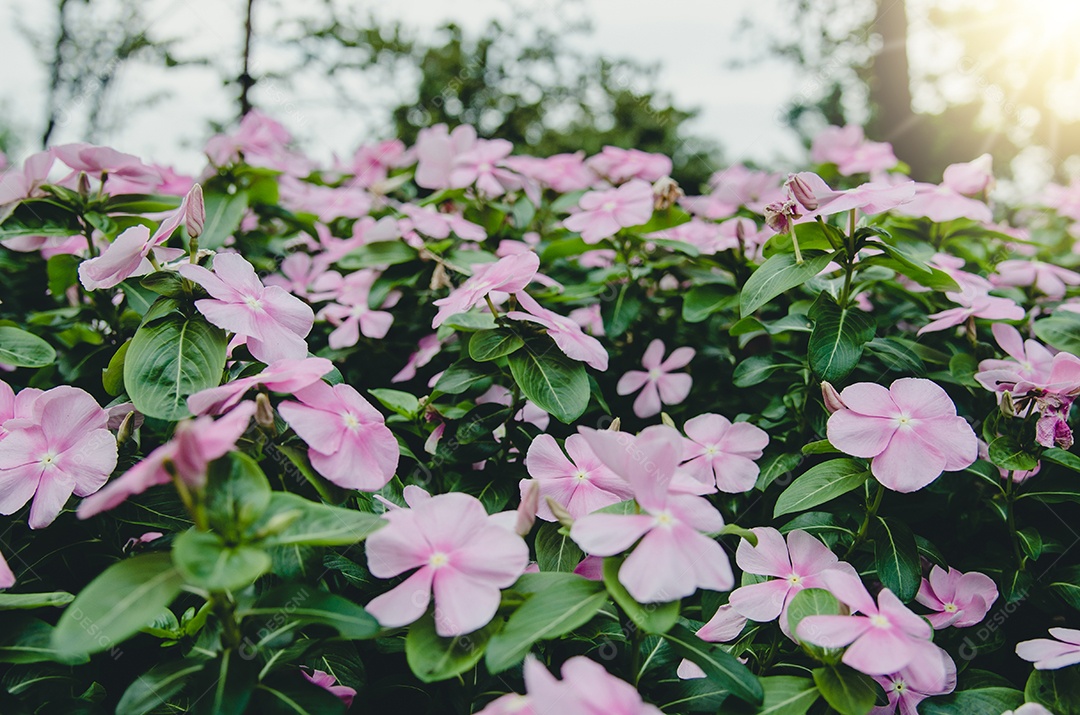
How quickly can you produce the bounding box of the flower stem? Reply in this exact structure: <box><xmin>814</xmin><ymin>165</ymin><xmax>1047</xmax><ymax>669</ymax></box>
<box><xmin>1005</xmin><ymin>473</ymin><xmax>1026</xmax><ymax>570</ymax></box>
<box><xmin>790</xmin><ymin>222</ymin><xmax>804</xmax><ymax>264</ymax></box>
<box><xmin>845</xmin><ymin>480</ymin><xmax>884</xmax><ymax>558</ymax></box>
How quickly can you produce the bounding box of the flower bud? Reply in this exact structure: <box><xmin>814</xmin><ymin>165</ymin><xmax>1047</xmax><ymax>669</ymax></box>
<box><xmin>999</xmin><ymin>391</ymin><xmax>1016</xmax><ymax>418</ymax></box>
<box><xmin>821</xmin><ymin>382</ymin><xmax>846</xmax><ymax>414</ymax></box>
<box><xmin>115</xmin><ymin>410</ymin><xmax>136</xmax><ymax>446</ymax></box>
<box><xmin>77</xmin><ymin>172</ymin><xmax>91</xmax><ymax>199</ymax></box>
<box><xmin>255</xmin><ymin>392</ymin><xmax>276</xmax><ymax>430</ymax></box>
<box><xmin>763</xmin><ymin>199</ymin><xmax>801</xmax><ymax>234</ymax></box>
<box><xmin>186</xmin><ymin>184</ymin><xmax>205</xmax><ymax>239</ymax></box>
<box><xmin>660</xmin><ymin>411</ymin><xmax>676</xmax><ymax>428</ymax></box>
<box><xmin>652</xmin><ymin>176</ymin><xmax>684</xmax><ymax>211</ymax></box>
<box><xmin>546</xmin><ymin>497</ymin><xmax>575</xmax><ymax>529</ymax></box>
<box><xmin>516</xmin><ymin>481</ymin><xmax>540</xmax><ymax>536</ymax></box>
<box><xmin>606</xmin><ymin>417</ymin><xmax>621</xmax><ymax>432</ymax></box>
<box><xmin>785</xmin><ymin>173</ymin><xmax>819</xmax><ymax>211</ymax></box>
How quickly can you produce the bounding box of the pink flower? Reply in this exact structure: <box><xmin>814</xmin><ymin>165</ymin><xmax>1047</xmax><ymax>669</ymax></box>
<box><xmin>413</xmin><ymin>124</ymin><xmax>478</xmax><ymax>190</ymax></box>
<box><xmin>392</xmin><ymin>334</ymin><xmax>444</xmax><ymax>383</ymax></box>
<box><xmin>53</xmin><ymin>143</ymin><xmax>160</xmax><ymax>185</ymax></box>
<box><xmin>976</xmin><ymin>324</ymin><xmax>1056</xmax><ymax>397</ymax></box>
<box><xmin>302</xmin><ymin>668</ymin><xmax>356</xmax><ymax>708</ymax></box>
<box><xmin>77</xmin><ymin>403</ymin><xmax>255</xmax><ymax>518</ymax></box>
<box><xmin>493</xmin><ymin>656</ymin><xmax>662</xmax><ymax>715</ymax></box>
<box><xmin>0</xmin><ymin>386</ymin><xmax>117</xmax><ymax>529</ymax></box>
<box><xmin>943</xmin><ymin>154</ymin><xmax>994</xmax><ymax>196</ymax></box>
<box><xmin>563</xmin><ymin>180</ymin><xmax>654</xmax><ymax>243</ymax></box>
<box><xmin>616</xmin><ymin>339</ymin><xmax>694</xmax><ymax>419</ymax></box>
<box><xmin>810</xmin><ymin>125</ymin><xmax>898</xmax><ymax>176</ymax></box>
<box><xmin>400</xmin><ymin>203</ymin><xmax>486</xmax><ymax>241</ymax></box>
<box><xmin>264</xmin><ymin>252</ymin><xmax>341</xmax><ymax>301</ymax></box>
<box><xmin>991</xmin><ymin>260</ymin><xmax>1080</xmax><ymax>299</ymax></box>
<box><xmin>915</xmin><ymin>565</ymin><xmax>998</xmax><ymax>629</ymax></box>
<box><xmin>431</xmin><ymin>252</ymin><xmax>540</xmax><ymax>328</ymax></box>
<box><xmin>728</xmin><ymin>528</ymin><xmax>858</xmax><ymax>627</ymax></box>
<box><xmin>871</xmin><ymin>647</ymin><xmax>956</xmax><ymax>715</ymax></box>
<box><xmin>278</xmin><ymin>381</ymin><xmax>399</xmax><ymax>491</ymax></box>
<box><xmin>476</xmin><ymin>385</ymin><xmax>549</xmax><ymax>432</ymax></box>
<box><xmin>179</xmin><ymin>252</ymin><xmax>315</xmax><ymax>363</ymax></box>
<box><xmin>917</xmin><ymin>285</ymin><xmax>1025</xmax><ymax>335</ymax></box>
<box><xmin>0</xmin><ymin>549</ymin><xmax>13</xmax><ymax>589</ymax></box>
<box><xmin>520</xmin><ymin>433</ymin><xmax>633</xmax><ymax>521</ymax></box>
<box><xmin>186</xmin><ymin>357</ymin><xmax>333</xmax><ymax>415</ymax></box>
<box><xmin>0</xmin><ymin>150</ymin><xmax>54</xmax><ymax>205</ymax></box>
<box><xmin>317</xmin><ymin>270</ymin><xmax>397</xmax><ymax>349</ymax></box>
<box><xmin>79</xmin><ymin>183</ymin><xmax>202</xmax><ymax>290</ymax></box>
<box><xmin>348</xmin><ymin>138</ymin><xmax>408</xmax><ymax>187</ymax></box>
<box><xmin>277</xmin><ymin>176</ymin><xmax>372</xmax><ymax>223</ymax></box>
<box><xmin>504</xmin><ymin>152</ymin><xmax>597</xmax><ymax>192</ymax></box>
<box><xmin>449</xmin><ymin>138</ymin><xmax>522</xmax><ymax>197</ymax></box>
<box><xmin>895</xmin><ymin>182</ymin><xmax>993</xmax><ymax>223</ymax></box>
<box><xmin>570</xmin><ymin>426</ymin><xmax>734</xmax><ymax>603</ymax></box>
<box><xmin>680</xmin><ymin>413</ymin><xmax>769</xmax><ymax>493</ymax></box>
<box><xmin>677</xmin><ymin>604</ymin><xmax>749</xmax><ymax>679</ymax></box>
<box><xmin>788</xmin><ymin>173</ymin><xmax>915</xmax><ymax>220</ymax></box>
<box><xmin>364</xmin><ymin>491</ymin><xmax>528</xmax><ymax>636</ymax></box>
<box><xmin>707</xmin><ymin>164</ymin><xmax>787</xmax><ymax>213</ymax></box>
<box><xmin>827</xmin><ymin>378</ymin><xmax>978</xmax><ymax>492</ymax></box>
<box><xmin>797</xmin><ymin>574</ymin><xmax>944</xmax><ymax>681</ymax></box>
<box><xmin>1016</xmin><ymin>628</ymin><xmax>1080</xmax><ymax>670</ymax></box>
<box><xmin>506</xmin><ymin>292</ymin><xmax>609</xmax><ymax>371</ymax></box>
<box><xmin>586</xmin><ymin>146</ymin><xmax>672</xmax><ymax>183</ymax></box>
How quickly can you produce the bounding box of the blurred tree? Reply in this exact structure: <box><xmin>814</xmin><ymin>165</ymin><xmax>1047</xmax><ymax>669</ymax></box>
<box><xmin>757</xmin><ymin>0</ymin><xmax>1080</xmax><ymax>180</ymax></box>
<box><xmin>275</xmin><ymin>1</ymin><xmax>722</xmax><ymax>189</ymax></box>
<box><xmin>29</xmin><ymin>0</ymin><xmax>195</xmax><ymax>147</ymax></box>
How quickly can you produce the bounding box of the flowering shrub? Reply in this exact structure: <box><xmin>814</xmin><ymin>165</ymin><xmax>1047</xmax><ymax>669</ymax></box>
<box><xmin>0</xmin><ymin>113</ymin><xmax>1078</xmax><ymax>714</ymax></box>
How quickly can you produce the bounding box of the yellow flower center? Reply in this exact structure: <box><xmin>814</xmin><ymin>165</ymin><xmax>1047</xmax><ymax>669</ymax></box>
<box><xmin>343</xmin><ymin>414</ymin><xmax>360</xmax><ymax>429</ymax></box>
<box><xmin>574</xmin><ymin>470</ymin><xmax>588</xmax><ymax>481</ymax></box>
<box><xmin>944</xmin><ymin>602</ymin><xmax>958</xmax><ymax>613</ymax></box>
<box><xmin>869</xmin><ymin>614</ymin><xmax>891</xmax><ymax>629</ymax></box>
<box><xmin>429</xmin><ymin>552</ymin><xmax>450</xmax><ymax>569</ymax></box>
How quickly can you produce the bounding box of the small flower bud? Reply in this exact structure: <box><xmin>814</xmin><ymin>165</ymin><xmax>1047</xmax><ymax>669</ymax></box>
<box><xmin>255</xmin><ymin>392</ymin><xmax>276</xmax><ymax>430</ymax></box>
<box><xmin>821</xmin><ymin>382</ymin><xmax>846</xmax><ymax>414</ymax></box>
<box><xmin>660</xmin><ymin>412</ymin><xmax>676</xmax><ymax>428</ymax></box>
<box><xmin>116</xmin><ymin>410</ymin><xmax>136</xmax><ymax>446</ymax></box>
<box><xmin>186</xmin><ymin>184</ymin><xmax>205</xmax><ymax>239</ymax></box>
<box><xmin>77</xmin><ymin>172</ymin><xmax>91</xmax><ymax>199</ymax></box>
<box><xmin>652</xmin><ymin>176</ymin><xmax>684</xmax><ymax>211</ymax></box>
<box><xmin>516</xmin><ymin>481</ymin><xmax>540</xmax><ymax>536</ymax></box>
<box><xmin>606</xmin><ymin>417</ymin><xmax>621</xmax><ymax>432</ymax></box>
<box><xmin>429</xmin><ymin>263</ymin><xmax>452</xmax><ymax>291</ymax></box>
<box><xmin>546</xmin><ymin>497</ymin><xmax>575</xmax><ymax>529</ymax></box>
<box><xmin>785</xmin><ymin>173</ymin><xmax>819</xmax><ymax>211</ymax></box>
<box><xmin>999</xmin><ymin>391</ymin><xmax>1016</xmax><ymax>418</ymax></box>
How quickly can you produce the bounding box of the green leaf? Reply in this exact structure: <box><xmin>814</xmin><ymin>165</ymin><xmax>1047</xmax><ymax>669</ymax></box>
<box><xmin>198</xmin><ymin>191</ymin><xmax>249</xmax><ymax>249</ymax></box>
<box><xmin>432</xmin><ymin>360</ymin><xmax>490</xmax><ymax>395</ymax></box>
<box><xmin>786</xmin><ymin>588</ymin><xmax>843</xmax><ymax>662</ymax></box>
<box><xmin>1026</xmin><ymin>666</ymin><xmax>1080</xmax><ymax>715</ymax></box>
<box><xmin>1049</xmin><ymin>566</ymin><xmax>1080</xmax><ymax>610</ymax></box>
<box><xmin>47</xmin><ymin>253</ymin><xmax>80</xmax><ymax>297</ymax></box>
<box><xmin>1034</xmin><ymin>312</ymin><xmax>1080</xmax><ymax>354</ymax></box>
<box><xmin>0</xmin><ymin>616</ymin><xmax>86</xmax><ymax>664</ymax></box>
<box><xmin>918</xmin><ymin>688</ymin><xmax>1025</xmax><ymax>715</ymax></box>
<box><xmin>253</xmin><ymin>678</ymin><xmax>347</xmax><ymax>715</ymax></box>
<box><xmin>601</xmin><ymin>284</ymin><xmax>642</xmax><ymax>336</ymax></box>
<box><xmin>486</xmin><ymin>576</ymin><xmax>607</xmax><ymax>672</ymax></box>
<box><xmin>245</xmin><ymin>584</ymin><xmax>380</xmax><ymax>639</ymax></box>
<box><xmin>257</xmin><ymin>493</ymin><xmax>385</xmax><ymax>547</ymax></box>
<box><xmin>172</xmin><ymin>529</ymin><xmax>272</xmax><ymax>592</ymax></box>
<box><xmin>116</xmin><ymin>658</ymin><xmax>207</xmax><ymax>715</ymax></box>
<box><xmin>1043</xmin><ymin>448</ymin><xmax>1080</xmax><ymax>474</ymax></box>
<box><xmin>441</xmin><ymin>311</ymin><xmax>498</xmax><ymax>331</ymax></box>
<box><xmin>987</xmin><ymin>435</ymin><xmax>1039</xmax><ymax>472</ymax></box>
<box><xmin>0</xmin><ymin>327</ymin><xmax>56</xmax><ymax>368</ymax></box>
<box><xmin>123</xmin><ymin>309</ymin><xmax>228</xmax><ymax>420</ymax></box>
<box><xmin>773</xmin><ymin>459</ymin><xmax>870</xmax><ymax>517</ymax></box>
<box><xmin>103</xmin><ymin>339</ymin><xmax>130</xmax><ymax>395</ymax></box>
<box><xmin>336</xmin><ymin>240</ymin><xmax>418</xmax><ymax>270</ymax></box>
<box><xmin>602</xmin><ymin>556</ymin><xmax>679</xmax><ymax>634</ymax></box>
<box><xmin>368</xmin><ymin>388</ymin><xmax>420</xmax><ymax>418</ymax></box>
<box><xmin>0</xmin><ymin>592</ymin><xmax>74</xmax><ymax>610</ymax></box>
<box><xmin>864</xmin><ymin>337</ymin><xmax>925</xmax><ymax>375</ymax></box>
<box><xmin>1018</xmin><ymin>527</ymin><xmax>1043</xmax><ymax>562</ymax></box>
<box><xmin>734</xmin><ymin>356</ymin><xmax>801</xmax><ymax>388</ymax></box>
<box><xmin>534</xmin><ymin>522</ymin><xmax>584</xmax><ymax>572</ymax></box>
<box><xmin>663</xmin><ymin>623</ymin><xmax>764</xmax><ymax>706</ymax></box>
<box><xmin>0</xmin><ymin>200</ymin><xmax>82</xmax><ymax>240</ymax></box>
<box><xmin>740</xmin><ymin>251</ymin><xmax>832</xmax><ymax>317</ymax></box>
<box><xmin>730</xmin><ymin>676</ymin><xmax>820</xmax><ymax>715</ymax></box>
<box><xmin>189</xmin><ymin>650</ymin><xmax>258</xmax><ymax>715</ymax></box>
<box><xmin>812</xmin><ymin>665</ymin><xmax>879</xmax><ymax>715</ymax></box>
<box><xmin>807</xmin><ymin>292</ymin><xmax>875</xmax><ymax>382</ymax></box>
<box><xmin>683</xmin><ymin>284</ymin><xmax>736</xmax><ymax>323</ymax></box>
<box><xmin>508</xmin><ymin>343</ymin><xmax>589</xmax><ymax>424</ymax></box>
<box><xmin>405</xmin><ymin>610</ymin><xmax>499</xmax><ymax>683</ymax></box>
<box><xmin>469</xmin><ymin>329</ymin><xmax>524</xmax><ymax>362</ymax></box>
<box><xmin>872</xmin><ymin>517</ymin><xmax>921</xmax><ymax>601</ymax></box>
<box><xmin>52</xmin><ymin>553</ymin><xmax>184</xmax><ymax>657</ymax></box>
<box><xmin>205</xmin><ymin>452</ymin><xmax>272</xmax><ymax>536</ymax></box>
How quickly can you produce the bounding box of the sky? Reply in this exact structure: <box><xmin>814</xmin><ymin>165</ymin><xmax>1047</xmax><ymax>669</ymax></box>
<box><xmin>0</xmin><ymin>0</ymin><xmax>804</xmax><ymax>174</ymax></box>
